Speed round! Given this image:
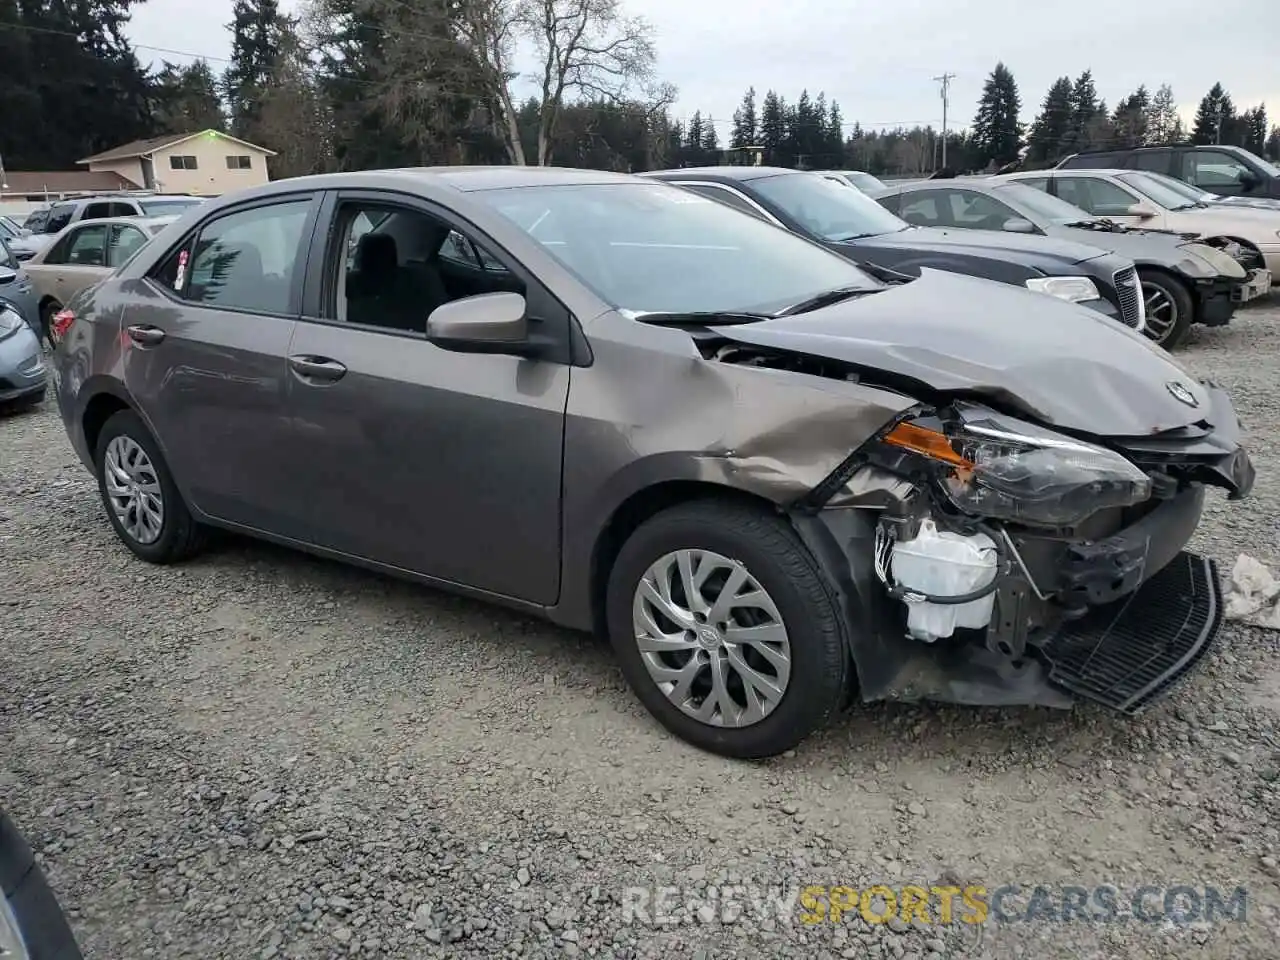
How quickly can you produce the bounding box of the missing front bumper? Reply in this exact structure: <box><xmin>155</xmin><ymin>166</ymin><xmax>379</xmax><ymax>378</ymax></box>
<box><xmin>1233</xmin><ymin>268</ymin><xmax>1272</xmax><ymax>303</ymax></box>
<box><xmin>1041</xmin><ymin>551</ymin><xmax>1222</xmax><ymax>714</ymax></box>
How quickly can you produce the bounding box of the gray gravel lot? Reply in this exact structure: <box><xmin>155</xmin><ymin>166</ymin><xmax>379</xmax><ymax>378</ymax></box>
<box><xmin>3</xmin><ymin>303</ymin><xmax>1280</xmax><ymax>959</ymax></box>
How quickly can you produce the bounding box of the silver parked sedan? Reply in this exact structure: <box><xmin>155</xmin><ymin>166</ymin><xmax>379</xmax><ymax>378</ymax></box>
<box><xmin>0</xmin><ymin>295</ymin><xmax>46</xmax><ymax>409</ymax></box>
<box><xmin>22</xmin><ymin>215</ymin><xmax>175</xmax><ymax>344</ymax></box>
<box><xmin>51</xmin><ymin>167</ymin><xmax>1253</xmax><ymax>758</ymax></box>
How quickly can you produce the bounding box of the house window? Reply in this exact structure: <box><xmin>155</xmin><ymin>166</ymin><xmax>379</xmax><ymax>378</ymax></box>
<box><xmin>226</xmin><ymin>155</ymin><xmax>252</xmax><ymax>170</ymax></box>
<box><xmin>169</xmin><ymin>155</ymin><xmax>198</xmax><ymax>170</ymax></box>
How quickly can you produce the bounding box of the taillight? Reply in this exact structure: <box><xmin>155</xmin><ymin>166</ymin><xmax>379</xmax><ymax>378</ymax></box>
<box><xmin>51</xmin><ymin>307</ymin><xmax>75</xmax><ymax>342</ymax></box>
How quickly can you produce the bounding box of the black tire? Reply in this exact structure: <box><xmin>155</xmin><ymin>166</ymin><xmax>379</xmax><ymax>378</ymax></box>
<box><xmin>39</xmin><ymin>299</ymin><xmax>61</xmax><ymax>350</ymax></box>
<box><xmin>605</xmin><ymin>499</ymin><xmax>850</xmax><ymax>759</ymax></box>
<box><xmin>94</xmin><ymin>408</ymin><xmax>205</xmax><ymax>563</ymax></box>
<box><xmin>1139</xmin><ymin>271</ymin><xmax>1194</xmax><ymax>350</ymax></box>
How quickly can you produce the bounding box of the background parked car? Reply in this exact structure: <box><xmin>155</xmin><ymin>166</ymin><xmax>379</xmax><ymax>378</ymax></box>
<box><xmin>870</xmin><ymin>176</ymin><xmax>1259</xmax><ymax>348</ymax></box>
<box><xmin>0</xmin><ymin>807</ymin><xmax>85</xmax><ymax>957</ymax></box>
<box><xmin>8</xmin><ymin>193</ymin><xmax>203</xmax><ymax>262</ymax></box>
<box><xmin>0</xmin><ymin>237</ymin><xmax>38</xmax><ymax>336</ymax></box>
<box><xmin>1056</xmin><ymin>143</ymin><xmax>1280</xmax><ymax>200</ymax></box>
<box><xmin>642</xmin><ymin>166</ymin><xmax>1145</xmax><ymax>330</ymax></box>
<box><xmin>995</xmin><ymin>169</ymin><xmax>1280</xmax><ymax>285</ymax></box>
<box><xmin>1136</xmin><ymin>168</ymin><xmax>1280</xmax><ymax>213</ymax></box>
<box><xmin>0</xmin><ymin>296</ymin><xmax>46</xmax><ymax>411</ymax></box>
<box><xmin>0</xmin><ymin>215</ymin><xmax>25</xmax><ymax>240</ymax></box>
<box><xmin>815</xmin><ymin>169</ymin><xmax>889</xmax><ymax>192</ymax></box>
<box><xmin>23</xmin><ymin>215</ymin><xmax>176</xmax><ymax>345</ymax></box>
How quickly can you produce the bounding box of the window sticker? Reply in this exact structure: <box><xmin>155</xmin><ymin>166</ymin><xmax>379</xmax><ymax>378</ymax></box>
<box><xmin>174</xmin><ymin>248</ymin><xmax>188</xmax><ymax>290</ymax></box>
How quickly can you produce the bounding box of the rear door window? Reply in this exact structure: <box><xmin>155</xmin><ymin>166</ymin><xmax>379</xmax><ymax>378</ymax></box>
<box><xmin>65</xmin><ymin>224</ymin><xmax>109</xmax><ymax>266</ymax></box>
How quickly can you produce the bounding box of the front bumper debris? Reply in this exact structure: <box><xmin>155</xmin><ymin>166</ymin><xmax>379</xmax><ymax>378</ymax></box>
<box><xmin>1041</xmin><ymin>551</ymin><xmax>1222</xmax><ymax>713</ymax></box>
<box><xmin>1233</xmin><ymin>268</ymin><xmax>1272</xmax><ymax>303</ymax></box>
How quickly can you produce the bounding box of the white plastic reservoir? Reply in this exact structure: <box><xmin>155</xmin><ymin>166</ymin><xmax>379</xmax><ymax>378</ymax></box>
<box><xmin>889</xmin><ymin>518</ymin><xmax>999</xmax><ymax>642</ymax></box>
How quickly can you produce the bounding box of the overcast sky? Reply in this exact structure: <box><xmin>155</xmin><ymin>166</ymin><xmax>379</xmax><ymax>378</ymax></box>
<box><xmin>126</xmin><ymin>0</ymin><xmax>1279</xmax><ymax>138</ymax></box>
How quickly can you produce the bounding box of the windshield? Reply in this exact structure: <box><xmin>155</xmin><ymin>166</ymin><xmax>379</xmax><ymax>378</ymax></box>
<box><xmin>992</xmin><ymin>182</ymin><xmax>1092</xmax><ymax>222</ymax></box>
<box><xmin>139</xmin><ymin>198</ymin><xmax>202</xmax><ymax>215</ymax></box>
<box><xmin>1133</xmin><ymin>171</ymin><xmax>1213</xmax><ymax>202</ymax></box>
<box><xmin>750</xmin><ymin>172</ymin><xmax>910</xmax><ymax>241</ymax></box>
<box><xmin>845</xmin><ymin>171</ymin><xmax>887</xmax><ymax>192</ymax></box>
<box><xmin>0</xmin><ymin>217</ymin><xmax>16</xmax><ymax>240</ymax></box>
<box><xmin>0</xmin><ymin>238</ymin><xmax>16</xmax><ymax>271</ymax></box>
<box><xmin>471</xmin><ymin>181</ymin><xmax>881</xmax><ymax>315</ymax></box>
<box><xmin>1246</xmin><ymin>151</ymin><xmax>1280</xmax><ymax>177</ymax></box>
<box><xmin>1118</xmin><ymin>172</ymin><xmax>1200</xmax><ymax>210</ymax></box>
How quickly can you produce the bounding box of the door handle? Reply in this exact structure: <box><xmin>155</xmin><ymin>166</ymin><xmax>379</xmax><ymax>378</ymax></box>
<box><xmin>126</xmin><ymin>324</ymin><xmax>166</xmax><ymax>346</ymax></box>
<box><xmin>288</xmin><ymin>355</ymin><xmax>347</xmax><ymax>382</ymax></box>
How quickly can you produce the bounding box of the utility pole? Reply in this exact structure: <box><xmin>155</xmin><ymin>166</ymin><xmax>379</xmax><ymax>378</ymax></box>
<box><xmin>933</xmin><ymin>72</ymin><xmax>956</xmax><ymax>169</ymax></box>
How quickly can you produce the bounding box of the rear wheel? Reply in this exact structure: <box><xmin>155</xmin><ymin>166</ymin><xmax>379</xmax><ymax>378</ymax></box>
<box><xmin>605</xmin><ymin>499</ymin><xmax>850</xmax><ymax>759</ymax></box>
<box><xmin>94</xmin><ymin>409</ymin><xmax>205</xmax><ymax>563</ymax></box>
<box><xmin>1139</xmin><ymin>271</ymin><xmax>1193</xmax><ymax>349</ymax></box>
<box><xmin>39</xmin><ymin>299</ymin><xmax>61</xmax><ymax>350</ymax></box>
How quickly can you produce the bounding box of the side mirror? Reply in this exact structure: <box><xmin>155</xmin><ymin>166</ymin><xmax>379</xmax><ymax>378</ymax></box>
<box><xmin>1002</xmin><ymin>217</ymin><xmax>1037</xmax><ymax>234</ymax></box>
<box><xmin>18</xmin><ymin>228</ymin><xmax>31</xmax><ymax>238</ymax></box>
<box><xmin>426</xmin><ymin>292</ymin><xmax>532</xmax><ymax>356</ymax></box>
<box><xmin>1126</xmin><ymin>203</ymin><xmax>1158</xmax><ymax>219</ymax></box>
<box><xmin>1239</xmin><ymin>171</ymin><xmax>1260</xmax><ymax>190</ymax></box>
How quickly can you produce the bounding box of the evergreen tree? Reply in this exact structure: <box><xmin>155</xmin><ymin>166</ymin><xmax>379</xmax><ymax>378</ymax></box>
<box><xmin>1060</xmin><ymin>69</ymin><xmax>1101</xmax><ymax>152</ymax></box>
<box><xmin>701</xmin><ymin>115</ymin><xmax>719</xmax><ymax>155</ymax></box>
<box><xmin>224</xmin><ymin>0</ymin><xmax>284</xmax><ymax>138</ymax></box>
<box><xmin>971</xmin><ymin>62</ymin><xmax>1022</xmax><ymax>168</ymax></box>
<box><xmin>152</xmin><ymin>60</ymin><xmax>226</xmax><ymax>135</ymax></box>
<box><xmin>0</xmin><ymin>0</ymin><xmax>154</xmax><ymax>168</ymax></box>
<box><xmin>1111</xmin><ymin>86</ymin><xmax>1149</xmax><ymax>149</ymax></box>
<box><xmin>1243</xmin><ymin>105</ymin><xmax>1268</xmax><ymax>154</ymax></box>
<box><xmin>1146</xmin><ymin>84</ymin><xmax>1181</xmax><ymax>144</ymax></box>
<box><xmin>826</xmin><ymin>101</ymin><xmax>845</xmax><ymax>162</ymax></box>
<box><xmin>730</xmin><ymin>87</ymin><xmax>757</xmax><ymax>148</ymax></box>
<box><xmin>1192</xmin><ymin>83</ymin><xmax>1234</xmax><ymax>145</ymax></box>
<box><xmin>1026</xmin><ymin>77</ymin><xmax>1073</xmax><ymax>163</ymax></box>
<box><xmin>759</xmin><ymin>90</ymin><xmax>787</xmax><ymax>164</ymax></box>
<box><xmin>1266</xmin><ymin>125</ymin><xmax>1280</xmax><ymax>162</ymax></box>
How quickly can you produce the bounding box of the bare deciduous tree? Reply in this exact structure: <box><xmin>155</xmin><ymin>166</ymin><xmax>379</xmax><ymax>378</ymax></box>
<box><xmin>525</xmin><ymin>0</ymin><xmax>656</xmax><ymax>164</ymax></box>
<box><xmin>362</xmin><ymin>0</ymin><xmax>663</xmax><ymax>165</ymax></box>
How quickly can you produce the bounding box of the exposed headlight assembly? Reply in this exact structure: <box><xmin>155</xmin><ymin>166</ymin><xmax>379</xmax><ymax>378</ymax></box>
<box><xmin>879</xmin><ymin>405</ymin><xmax>1151</xmax><ymax>527</ymax></box>
<box><xmin>1024</xmin><ymin>275</ymin><xmax>1101</xmax><ymax>303</ymax></box>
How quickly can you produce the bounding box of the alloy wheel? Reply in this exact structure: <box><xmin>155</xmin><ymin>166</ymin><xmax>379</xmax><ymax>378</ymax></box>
<box><xmin>631</xmin><ymin>549</ymin><xmax>792</xmax><ymax>727</ymax></box>
<box><xmin>1141</xmin><ymin>282</ymin><xmax>1176</xmax><ymax>343</ymax></box>
<box><xmin>103</xmin><ymin>435</ymin><xmax>165</xmax><ymax>545</ymax></box>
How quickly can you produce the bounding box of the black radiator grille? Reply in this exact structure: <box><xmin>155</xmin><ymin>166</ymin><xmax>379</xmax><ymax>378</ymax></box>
<box><xmin>1041</xmin><ymin>552</ymin><xmax>1221</xmax><ymax>714</ymax></box>
<box><xmin>1113</xmin><ymin>266</ymin><xmax>1142</xmax><ymax>328</ymax></box>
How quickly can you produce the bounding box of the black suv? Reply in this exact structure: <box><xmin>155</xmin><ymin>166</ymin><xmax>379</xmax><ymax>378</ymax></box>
<box><xmin>1056</xmin><ymin>144</ymin><xmax>1280</xmax><ymax>200</ymax></box>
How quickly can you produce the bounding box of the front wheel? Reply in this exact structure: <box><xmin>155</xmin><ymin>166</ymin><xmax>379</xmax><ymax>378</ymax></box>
<box><xmin>1139</xmin><ymin>271</ymin><xmax>1193</xmax><ymax>350</ymax></box>
<box><xmin>605</xmin><ymin>500</ymin><xmax>850</xmax><ymax>759</ymax></box>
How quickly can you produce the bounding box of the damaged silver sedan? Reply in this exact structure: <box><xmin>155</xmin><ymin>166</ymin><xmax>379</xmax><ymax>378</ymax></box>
<box><xmin>50</xmin><ymin>167</ymin><xmax>1254</xmax><ymax>759</ymax></box>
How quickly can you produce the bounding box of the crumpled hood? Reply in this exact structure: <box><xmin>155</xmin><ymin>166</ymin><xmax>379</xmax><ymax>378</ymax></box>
<box><xmin>864</xmin><ymin>225</ymin><xmax>1112</xmax><ymax>266</ymax></box>
<box><xmin>714</xmin><ymin>269</ymin><xmax>1215</xmax><ymax>437</ymax></box>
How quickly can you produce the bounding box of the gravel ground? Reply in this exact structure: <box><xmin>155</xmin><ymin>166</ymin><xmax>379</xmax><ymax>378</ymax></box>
<box><xmin>3</xmin><ymin>302</ymin><xmax>1280</xmax><ymax>960</ymax></box>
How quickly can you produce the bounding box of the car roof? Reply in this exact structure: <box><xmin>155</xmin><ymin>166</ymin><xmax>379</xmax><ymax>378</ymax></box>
<box><xmin>642</xmin><ymin>166</ymin><xmax>804</xmax><ymax>182</ymax></box>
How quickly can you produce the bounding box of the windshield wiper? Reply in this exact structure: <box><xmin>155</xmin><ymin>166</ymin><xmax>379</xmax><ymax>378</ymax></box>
<box><xmin>1066</xmin><ymin>218</ymin><xmax>1124</xmax><ymax>232</ymax></box>
<box><xmin>776</xmin><ymin>285</ymin><xmax>877</xmax><ymax>316</ymax></box>
<box><xmin>828</xmin><ymin>231</ymin><xmax>884</xmax><ymax>241</ymax></box>
<box><xmin>631</xmin><ymin>310</ymin><xmax>775</xmax><ymax>326</ymax></box>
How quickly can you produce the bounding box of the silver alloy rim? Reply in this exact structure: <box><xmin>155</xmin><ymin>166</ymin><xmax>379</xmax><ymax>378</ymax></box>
<box><xmin>1141</xmin><ymin>282</ymin><xmax>1176</xmax><ymax>343</ymax></box>
<box><xmin>632</xmin><ymin>549</ymin><xmax>792</xmax><ymax>728</ymax></box>
<box><xmin>103</xmin><ymin>436</ymin><xmax>165</xmax><ymax>545</ymax></box>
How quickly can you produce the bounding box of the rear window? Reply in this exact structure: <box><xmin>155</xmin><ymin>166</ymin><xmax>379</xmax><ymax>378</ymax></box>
<box><xmin>140</xmin><ymin>198</ymin><xmax>202</xmax><ymax>216</ymax></box>
<box><xmin>1060</xmin><ymin>152</ymin><xmax>1127</xmax><ymax>169</ymax></box>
